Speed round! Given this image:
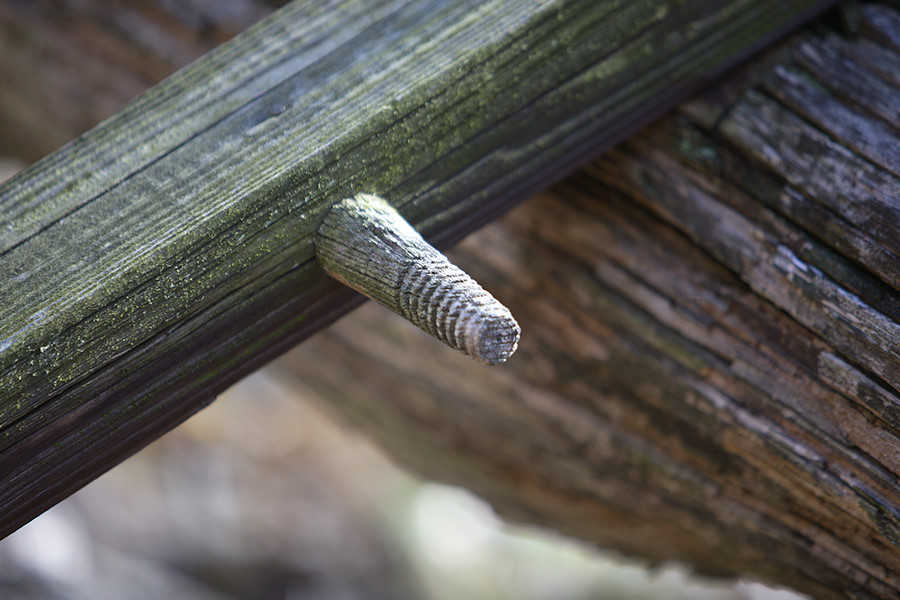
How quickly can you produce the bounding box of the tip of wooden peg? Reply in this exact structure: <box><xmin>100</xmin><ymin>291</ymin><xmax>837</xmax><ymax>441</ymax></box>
<box><xmin>464</xmin><ymin>304</ymin><xmax>521</xmax><ymax>366</ymax></box>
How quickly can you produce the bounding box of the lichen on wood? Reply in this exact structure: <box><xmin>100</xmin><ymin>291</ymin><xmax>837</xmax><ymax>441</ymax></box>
<box><xmin>0</xmin><ymin>0</ymin><xmax>837</xmax><ymax>539</ymax></box>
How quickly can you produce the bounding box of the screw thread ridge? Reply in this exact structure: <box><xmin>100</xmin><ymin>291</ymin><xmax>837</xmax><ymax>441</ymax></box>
<box><xmin>317</xmin><ymin>194</ymin><xmax>520</xmax><ymax>365</ymax></box>
<box><xmin>399</xmin><ymin>257</ymin><xmax>519</xmax><ymax>364</ymax></box>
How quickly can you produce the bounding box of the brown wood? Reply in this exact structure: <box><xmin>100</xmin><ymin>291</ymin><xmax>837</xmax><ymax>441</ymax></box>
<box><xmin>276</xmin><ymin>5</ymin><xmax>900</xmax><ymax>599</ymax></box>
<box><xmin>5</xmin><ymin>1</ymin><xmax>897</xmax><ymax>597</ymax></box>
<box><xmin>0</xmin><ymin>0</ymin><xmax>284</xmax><ymax>162</ymax></box>
<box><xmin>0</xmin><ymin>0</ymin><xmax>837</xmax><ymax>541</ymax></box>
<box><xmin>316</xmin><ymin>194</ymin><xmax>520</xmax><ymax>364</ymax></box>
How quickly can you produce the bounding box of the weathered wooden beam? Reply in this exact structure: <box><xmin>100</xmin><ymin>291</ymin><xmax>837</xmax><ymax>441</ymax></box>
<box><xmin>279</xmin><ymin>5</ymin><xmax>900</xmax><ymax>598</ymax></box>
<box><xmin>0</xmin><ymin>0</ymin><xmax>836</xmax><ymax>537</ymax></box>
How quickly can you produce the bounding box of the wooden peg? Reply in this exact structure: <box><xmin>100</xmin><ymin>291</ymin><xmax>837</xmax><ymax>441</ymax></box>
<box><xmin>316</xmin><ymin>194</ymin><xmax>520</xmax><ymax>365</ymax></box>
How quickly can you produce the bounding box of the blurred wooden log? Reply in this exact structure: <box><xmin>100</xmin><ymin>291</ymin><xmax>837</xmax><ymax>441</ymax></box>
<box><xmin>0</xmin><ymin>0</ymin><xmax>837</xmax><ymax>539</ymax></box>
<box><xmin>0</xmin><ymin>0</ymin><xmax>284</xmax><ymax>162</ymax></box>
<box><xmin>278</xmin><ymin>5</ymin><xmax>900</xmax><ymax>599</ymax></box>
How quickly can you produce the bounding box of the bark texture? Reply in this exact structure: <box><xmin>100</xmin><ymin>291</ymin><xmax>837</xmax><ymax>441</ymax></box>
<box><xmin>278</xmin><ymin>5</ymin><xmax>900</xmax><ymax>599</ymax></box>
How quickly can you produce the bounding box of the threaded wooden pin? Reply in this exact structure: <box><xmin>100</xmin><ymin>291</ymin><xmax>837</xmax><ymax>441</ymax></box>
<box><xmin>316</xmin><ymin>194</ymin><xmax>520</xmax><ymax>365</ymax></box>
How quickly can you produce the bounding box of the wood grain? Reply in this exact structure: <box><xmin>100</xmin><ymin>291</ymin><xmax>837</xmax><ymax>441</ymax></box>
<box><xmin>317</xmin><ymin>194</ymin><xmax>520</xmax><ymax>364</ymax></box>
<box><xmin>279</xmin><ymin>5</ymin><xmax>900</xmax><ymax>598</ymax></box>
<box><xmin>0</xmin><ymin>0</ymin><xmax>836</xmax><ymax>537</ymax></box>
<box><xmin>0</xmin><ymin>0</ymin><xmax>284</xmax><ymax>162</ymax></box>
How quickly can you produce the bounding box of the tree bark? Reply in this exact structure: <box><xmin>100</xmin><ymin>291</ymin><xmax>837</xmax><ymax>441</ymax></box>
<box><xmin>276</xmin><ymin>5</ymin><xmax>900</xmax><ymax>599</ymax></box>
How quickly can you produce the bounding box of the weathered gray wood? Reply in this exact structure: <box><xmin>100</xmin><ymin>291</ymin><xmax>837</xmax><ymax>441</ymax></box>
<box><xmin>277</xmin><ymin>5</ymin><xmax>900</xmax><ymax>599</ymax></box>
<box><xmin>0</xmin><ymin>0</ymin><xmax>838</xmax><ymax>537</ymax></box>
<box><xmin>317</xmin><ymin>194</ymin><xmax>520</xmax><ymax>364</ymax></box>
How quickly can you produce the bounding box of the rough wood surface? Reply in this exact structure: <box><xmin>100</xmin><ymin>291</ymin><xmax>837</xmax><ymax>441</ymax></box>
<box><xmin>0</xmin><ymin>0</ymin><xmax>837</xmax><ymax>538</ymax></box>
<box><xmin>316</xmin><ymin>194</ymin><xmax>520</xmax><ymax>364</ymax></box>
<box><xmin>277</xmin><ymin>5</ymin><xmax>900</xmax><ymax>599</ymax></box>
<box><xmin>0</xmin><ymin>0</ymin><xmax>285</xmax><ymax>162</ymax></box>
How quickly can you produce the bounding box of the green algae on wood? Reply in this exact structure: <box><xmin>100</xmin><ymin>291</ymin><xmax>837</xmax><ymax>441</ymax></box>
<box><xmin>0</xmin><ymin>0</ymin><xmax>837</xmax><ymax>537</ymax></box>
